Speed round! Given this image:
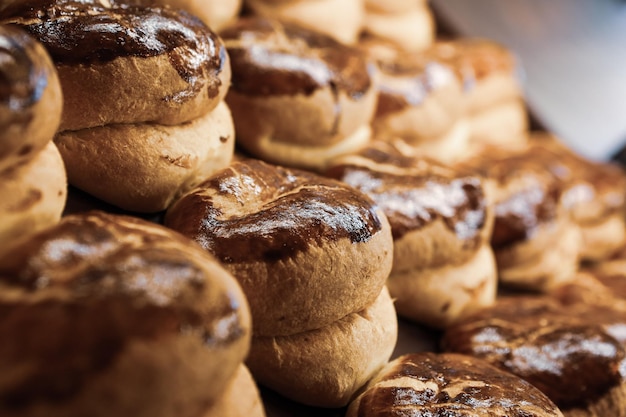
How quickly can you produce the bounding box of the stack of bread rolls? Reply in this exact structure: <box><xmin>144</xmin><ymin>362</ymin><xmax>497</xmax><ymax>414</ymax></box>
<box><xmin>164</xmin><ymin>159</ymin><xmax>397</xmax><ymax>407</ymax></box>
<box><xmin>0</xmin><ymin>24</ymin><xmax>66</xmax><ymax>259</ymax></box>
<box><xmin>1</xmin><ymin>0</ymin><xmax>235</xmax><ymax>213</ymax></box>
<box><xmin>1</xmin><ymin>0</ymin><xmax>626</xmax><ymax>415</ymax></box>
<box><xmin>221</xmin><ymin>17</ymin><xmax>378</xmax><ymax>171</ymax></box>
<box><xmin>326</xmin><ymin>140</ymin><xmax>498</xmax><ymax>329</ymax></box>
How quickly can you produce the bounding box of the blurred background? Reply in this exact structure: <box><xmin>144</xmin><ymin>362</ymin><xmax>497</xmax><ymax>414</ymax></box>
<box><xmin>432</xmin><ymin>0</ymin><xmax>626</xmax><ymax>162</ymax></box>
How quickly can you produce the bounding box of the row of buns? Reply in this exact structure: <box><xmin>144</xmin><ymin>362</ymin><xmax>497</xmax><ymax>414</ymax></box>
<box><xmin>1</xmin><ymin>0</ymin><xmax>626</xmax><ymax>416</ymax></box>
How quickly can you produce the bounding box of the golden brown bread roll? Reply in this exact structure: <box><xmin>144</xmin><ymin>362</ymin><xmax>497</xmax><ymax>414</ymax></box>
<box><xmin>460</xmin><ymin>143</ymin><xmax>581</xmax><ymax>291</ymax></box>
<box><xmin>165</xmin><ymin>158</ymin><xmax>394</xmax><ymax>337</ymax></box>
<box><xmin>362</xmin><ymin>40</ymin><xmax>469</xmax><ymax>163</ymax></box>
<box><xmin>246</xmin><ymin>286</ymin><xmax>397</xmax><ymax>408</ymax></box>
<box><xmin>430</xmin><ymin>38</ymin><xmax>528</xmax><ymax>148</ymax></box>
<box><xmin>347</xmin><ymin>352</ymin><xmax>564</xmax><ymax>417</ymax></box>
<box><xmin>0</xmin><ymin>211</ymin><xmax>251</xmax><ymax>417</ymax></box>
<box><xmin>326</xmin><ymin>140</ymin><xmax>497</xmax><ymax>328</ymax></box>
<box><xmin>221</xmin><ymin>17</ymin><xmax>378</xmax><ymax>171</ymax></box>
<box><xmin>528</xmin><ymin>133</ymin><xmax>626</xmax><ymax>261</ymax></box>
<box><xmin>244</xmin><ymin>0</ymin><xmax>364</xmax><ymax>45</ymax></box>
<box><xmin>0</xmin><ymin>24</ymin><xmax>62</xmax><ymax>172</ymax></box>
<box><xmin>55</xmin><ymin>100</ymin><xmax>235</xmax><ymax>213</ymax></box>
<box><xmin>443</xmin><ymin>295</ymin><xmax>626</xmax><ymax>417</ymax></box>
<box><xmin>0</xmin><ymin>0</ymin><xmax>231</xmax><ymax>131</ymax></box>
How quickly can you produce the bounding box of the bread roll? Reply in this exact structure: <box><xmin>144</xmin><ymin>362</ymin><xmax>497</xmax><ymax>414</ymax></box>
<box><xmin>1</xmin><ymin>0</ymin><xmax>231</xmax><ymax>130</ymax></box>
<box><xmin>246</xmin><ymin>287</ymin><xmax>397</xmax><ymax>408</ymax></box>
<box><xmin>0</xmin><ymin>211</ymin><xmax>251</xmax><ymax>417</ymax></box>
<box><xmin>165</xmin><ymin>158</ymin><xmax>394</xmax><ymax>336</ymax></box>
<box><xmin>0</xmin><ymin>24</ymin><xmax>62</xmax><ymax>172</ymax></box>
<box><xmin>348</xmin><ymin>352</ymin><xmax>564</xmax><ymax>417</ymax></box>
<box><xmin>221</xmin><ymin>17</ymin><xmax>378</xmax><ymax>171</ymax></box>
<box><xmin>443</xmin><ymin>295</ymin><xmax>626</xmax><ymax>416</ymax></box>
<box><xmin>55</xmin><ymin>101</ymin><xmax>235</xmax><ymax>213</ymax></box>
<box><xmin>327</xmin><ymin>140</ymin><xmax>497</xmax><ymax>328</ymax></box>
<box><xmin>203</xmin><ymin>365</ymin><xmax>266</xmax><ymax>417</ymax></box>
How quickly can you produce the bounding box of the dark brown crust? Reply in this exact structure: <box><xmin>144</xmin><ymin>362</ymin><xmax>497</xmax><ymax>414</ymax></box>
<box><xmin>164</xmin><ymin>159</ymin><xmax>385</xmax><ymax>264</ymax></box>
<box><xmin>350</xmin><ymin>352</ymin><xmax>563</xmax><ymax>417</ymax></box>
<box><xmin>460</xmin><ymin>145</ymin><xmax>562</xmax><ymax>249</ymax></box>
<box><xmin>442</xmin><ymin>296</ymin><xmax>626</xmax><ymax>410</ymax></box>
<box><xmin>220</xmin><ymin>17</ymin><xmax>374</xmax><ymax>99</ymax></box>
<box><xmin>360</xmin><ymin>40</ymin><xmax>459</xmax><ymax>117</ymax></box>
<box><xmin>0</xmin><ymin>211</ymin><xmax>250</xmax><ymax>410</ymax></box>
<box><xmin>0</xmin><ymin>0</ymin><xmax>227</xmax><ymax>101</ymax></box>
<box><xmin>326</xmin><ymin>140</ymin><xmax>488</xmax><ymax>244</ymax></box>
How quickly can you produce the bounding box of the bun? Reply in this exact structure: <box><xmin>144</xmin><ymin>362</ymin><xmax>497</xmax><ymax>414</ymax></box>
<box><xmin>165</xmin><ymin>158</ymin><xmax>394</xmax><ymax>336</ymax></box>
<box><xmin>443</xmin><ymin>295</ymin><xmax>626</xmax><ymax>416</ymax></box>
<box><xmin>461</xmin><ymin>144</ymin><xmax>581</xmax><ymax>291</ymax></box>
<box><xmin>347</xmin><ymin>352</ymin><xmax>564</xmax><ymax>417</ymax></box>
<box><xmin>246</xmin><ymin>287</ymin><xmax>397</xmax><ymax>408</ymax></box>
<box><xmin>0</xmin><ymin>24</ymin><xmax>62</xmax><ymax>172</ymax></box>
<box><xmin>430</xmin><ymin>39</ymin><xmax>528</xmax><ymax>147</ymax></box>
<box><xmin>55</xmin><ymin>101</ymin><xmax>235</xmax><ymax>212</ymax></box>
<box><xmin>327</xmin><ymin>140</ymin><xmax>497</xmax><ymax>328</ymax></box>
<box><xmin>1</xmin><ymin>0</ymin><xmax>231</xmax><ymax>131</ymax></box>
<box><xmin>0</xmin><ymin>211</ymin><xmax>251</xmax><ymax>417</ymax></box>
<box><xmin>0</xmin><ymin>25</ymin><xmax>66</xmax><ymax>259</ymax></box>
<box><xmin>362</xmin><ymin>40</ymin><xmax>469</xmax><ymax>163</ymax></box>
<box><xmin>221</xmin><ymin>17</ymin><xmax>378</xmax><ymax>170</ymax></box>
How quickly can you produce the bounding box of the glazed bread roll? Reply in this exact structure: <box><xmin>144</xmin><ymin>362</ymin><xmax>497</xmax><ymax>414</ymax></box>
<box><xmin>244</xmin><ymin>0</ymin><xmax>364</xmax><ymax>45</ymax></box>
<box><xmin>247</xmin><ymin>287</ymin><xmax>397</xmax><ymax>408</ymax></box>
<box><xmin>0</xmin><ymin>25</ymin><xmax>66</xmax><ymax>259</ymax></box>
<box><xmin>0</xmin><ymin>142</ymin><xmax>67</xmax><ymax>259</ymax></box>
<box><xmin>0</xmin><ymin>0</ymin><xmax>231</xmax><ymax>131</ymax></box>
<box><xmin>0</xmin><ymin>24</ymin><xmax>62</xmax><ymax>172</ymax></box>
<box><xmin>362</xmin><ymin>0</ymin><xmax>435</xmax><ymax>53</ymax></box>
<box><xmin>362</xmin><ymin>40</ymin><xmax>469</xmax><ymax>163</ymax></box>
<box><xmin>430</xmin><ymin>38</ymin><xmax>528</xmax><ymax>147</ymax></box>
<box><xmin>221</xmin><ymin>17</ymin><xmax>378</xmax><ymax>171</ymax></box>
<box><xmin>327</xmin><ymin>140</ymin><xmax>497</xmax><ymax>328</ymax></box>
<box><xmin>461</xmin><ymin>144</ymin><xmax>581</xmax><ymax>291</ymax></box>
<box><xmin>443</xmin><ymin>295</ymin><xmax>626</xmax><ymax>417</ymax></box>
<box><xmin>203</xmin><ymin>365</ymin><xmax>266</xmax><ymax>417</ymax></box>
<box><xmin>528</xmin><ymin>133</ymin><xmax>626</xmax><ymax>261</ymax></box>
<box><xmin>165</xmin><ymin>159</ymin><xmax>394</xmax><ymax>337</ymax></box>
<box><xmin>0</xmin><ymin>211</ymin><xmax>251</xmax><ymax>417</ymax></box>
<box><xmin>55</xmin><ymin>101</ymin><xmax>235</xmax><ymax>212</ymax></box>
<box><xmin>347</xmin><ymin>352</ymin><xmax>564</xmax><ymax>417</ymax></box>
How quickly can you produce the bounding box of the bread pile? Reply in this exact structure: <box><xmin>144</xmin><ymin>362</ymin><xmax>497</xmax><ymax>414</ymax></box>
<box><xmin>1</xmin><ymin>0</ymin><xmax>626</xmax><ymax>416</ymax></box>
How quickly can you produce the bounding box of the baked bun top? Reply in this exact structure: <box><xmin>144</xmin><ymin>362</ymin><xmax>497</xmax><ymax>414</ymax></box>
<box><xmin>348</xmin><ymin>352</ymin><xmax>563</xmax><ymax>417</ymax></box>
<box><xmin>220</xmin><ymin>17</ymin><xmax>374</xmax><ymax>99</ymax></box>
<box><xmin>529</xmin><ymin>134</ymin><xmax>626</xmax><ymax>223</ymax></box>
<box><xmin>166</xmin><ymin>159</ymin><xmax>387</xmax><ymax>264</ymax></box>
<box><xmin>164</xmin><ymin>158</ymin><xmax>394</xmax><ymax>336</ymax></box>
<box><xmin>0</xmin><ymin>210</ymin><xmax>251</xmax><ymax>377</ymax></box>
<box><xmin>443</xmin><ymin>295</ymin><xmax>626</xmax><ymax>410</ymax></box>
<box><xmin>460</xmin><ymin>145</ymin><xmax>563</xmax><ymax>249</ymax></box>
<box><xmin>0</xmin><ymin>24</ymin><xmax>62</xmax><ymax>170</ymax></box>
<box><xmin>361</xmin><ymin>40</ymin><xmax>462</xmax><ymax>118</ymax></box>
<box><xmin>1</xmin><ymin>0</ymin><xmax>229</xmax><ymax>129</ymax></box>
<box><xmin>327</xmin><ymin>140</ymin><xmax>489</xmax><ymax>247</ymax></box>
